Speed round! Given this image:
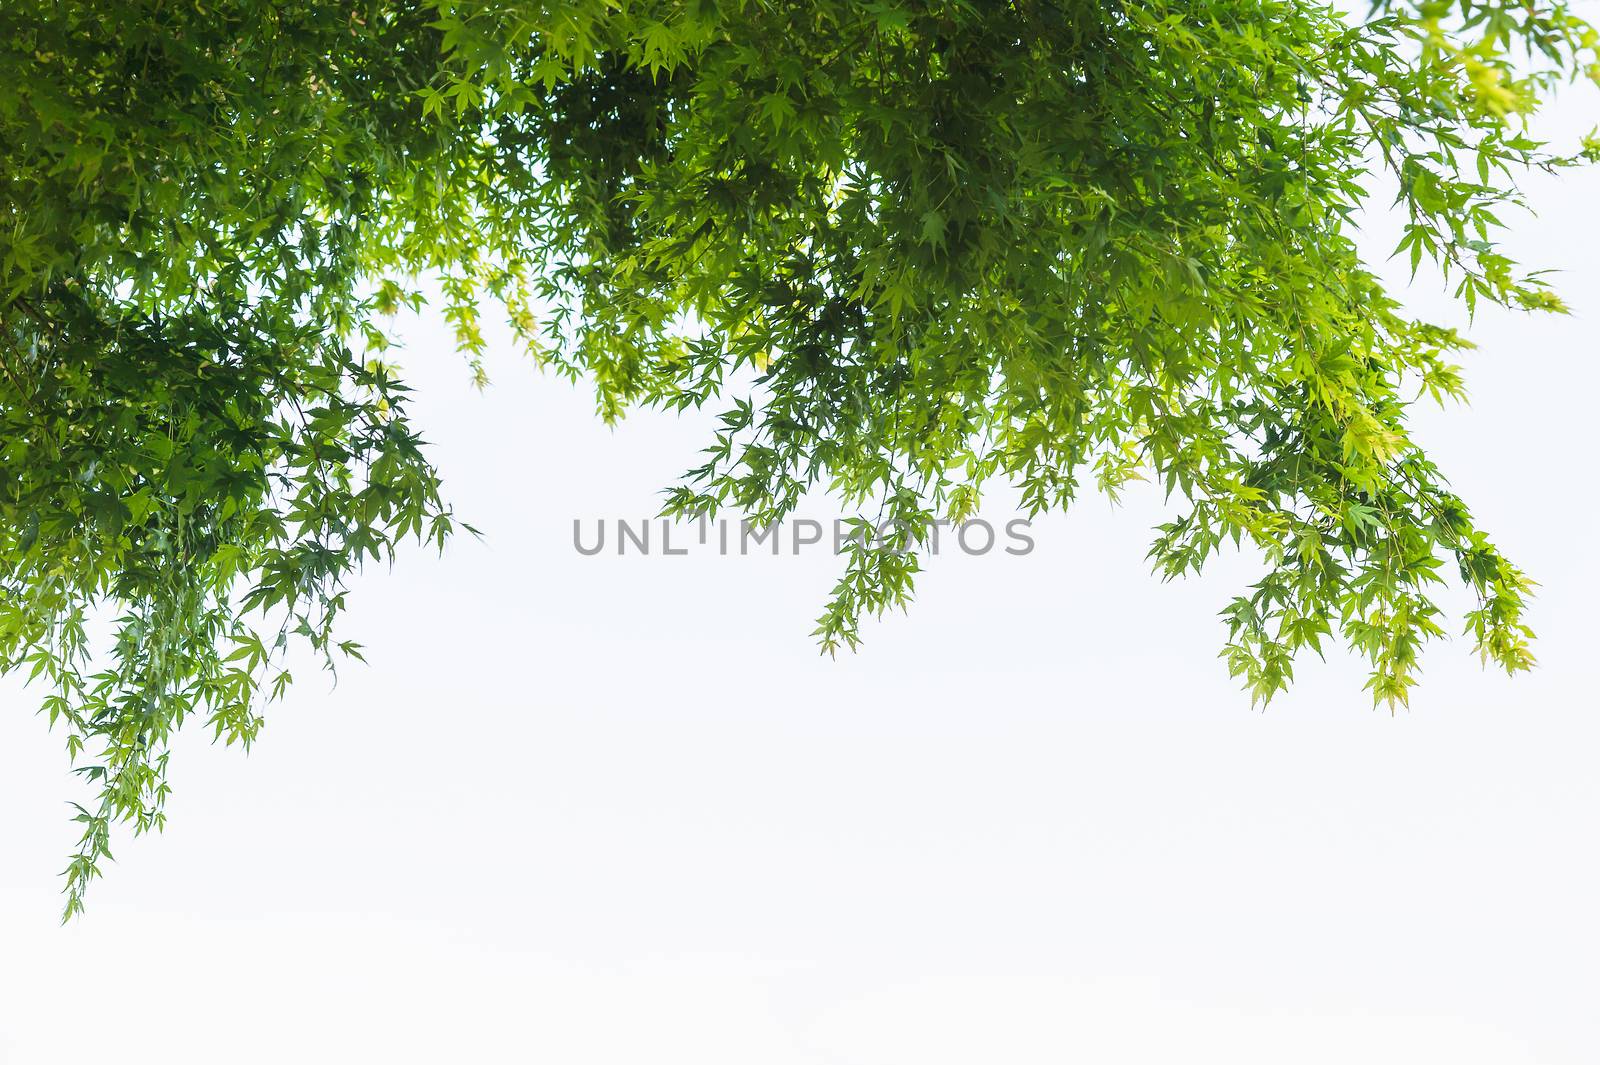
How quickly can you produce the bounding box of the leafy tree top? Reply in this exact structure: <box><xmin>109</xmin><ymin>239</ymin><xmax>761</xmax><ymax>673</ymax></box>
<box><xmin>2</xmin><ymin>0</ymin><xmax>1596</xmax><ymax>915</ymax></box>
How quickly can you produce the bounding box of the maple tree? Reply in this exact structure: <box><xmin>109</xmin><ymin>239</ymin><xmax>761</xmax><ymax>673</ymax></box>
<box><xmin>3</xmin><ymin>0</ymin><xmax>1596</xmax><ymax>914</ymax></box>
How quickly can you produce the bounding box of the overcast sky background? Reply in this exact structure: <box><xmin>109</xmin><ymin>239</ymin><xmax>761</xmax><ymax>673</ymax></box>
<box><xmin>2</xmin><ymin>69</ymin><xmax>1597</xmax><ymax>1065</ymax></box>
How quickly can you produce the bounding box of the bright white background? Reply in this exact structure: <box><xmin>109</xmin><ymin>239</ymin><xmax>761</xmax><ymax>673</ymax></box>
<box><xmin>2</xmin><ymin>86</ymin><xmax>1597</xmax><ymax>1064</ymax></box>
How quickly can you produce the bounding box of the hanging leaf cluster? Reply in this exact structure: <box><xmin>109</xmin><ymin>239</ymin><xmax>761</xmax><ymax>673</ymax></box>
<box><xmin>3</xmin><ymin>0</ymin><xmax>1596</xmax><ymax>914</ymax></box>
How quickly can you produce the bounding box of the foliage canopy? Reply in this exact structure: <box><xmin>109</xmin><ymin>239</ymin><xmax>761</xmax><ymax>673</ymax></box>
<box><xmin>2</xmin><ymin>0</ymin><xmax>1596</xmax><ymax>913</ymax></box>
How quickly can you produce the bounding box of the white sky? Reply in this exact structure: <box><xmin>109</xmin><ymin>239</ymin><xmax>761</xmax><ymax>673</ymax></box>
<box><xmin>3</xmin><ymin>79</ymin><xmax>1598</xmax><ymax>1065</ymax></box>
